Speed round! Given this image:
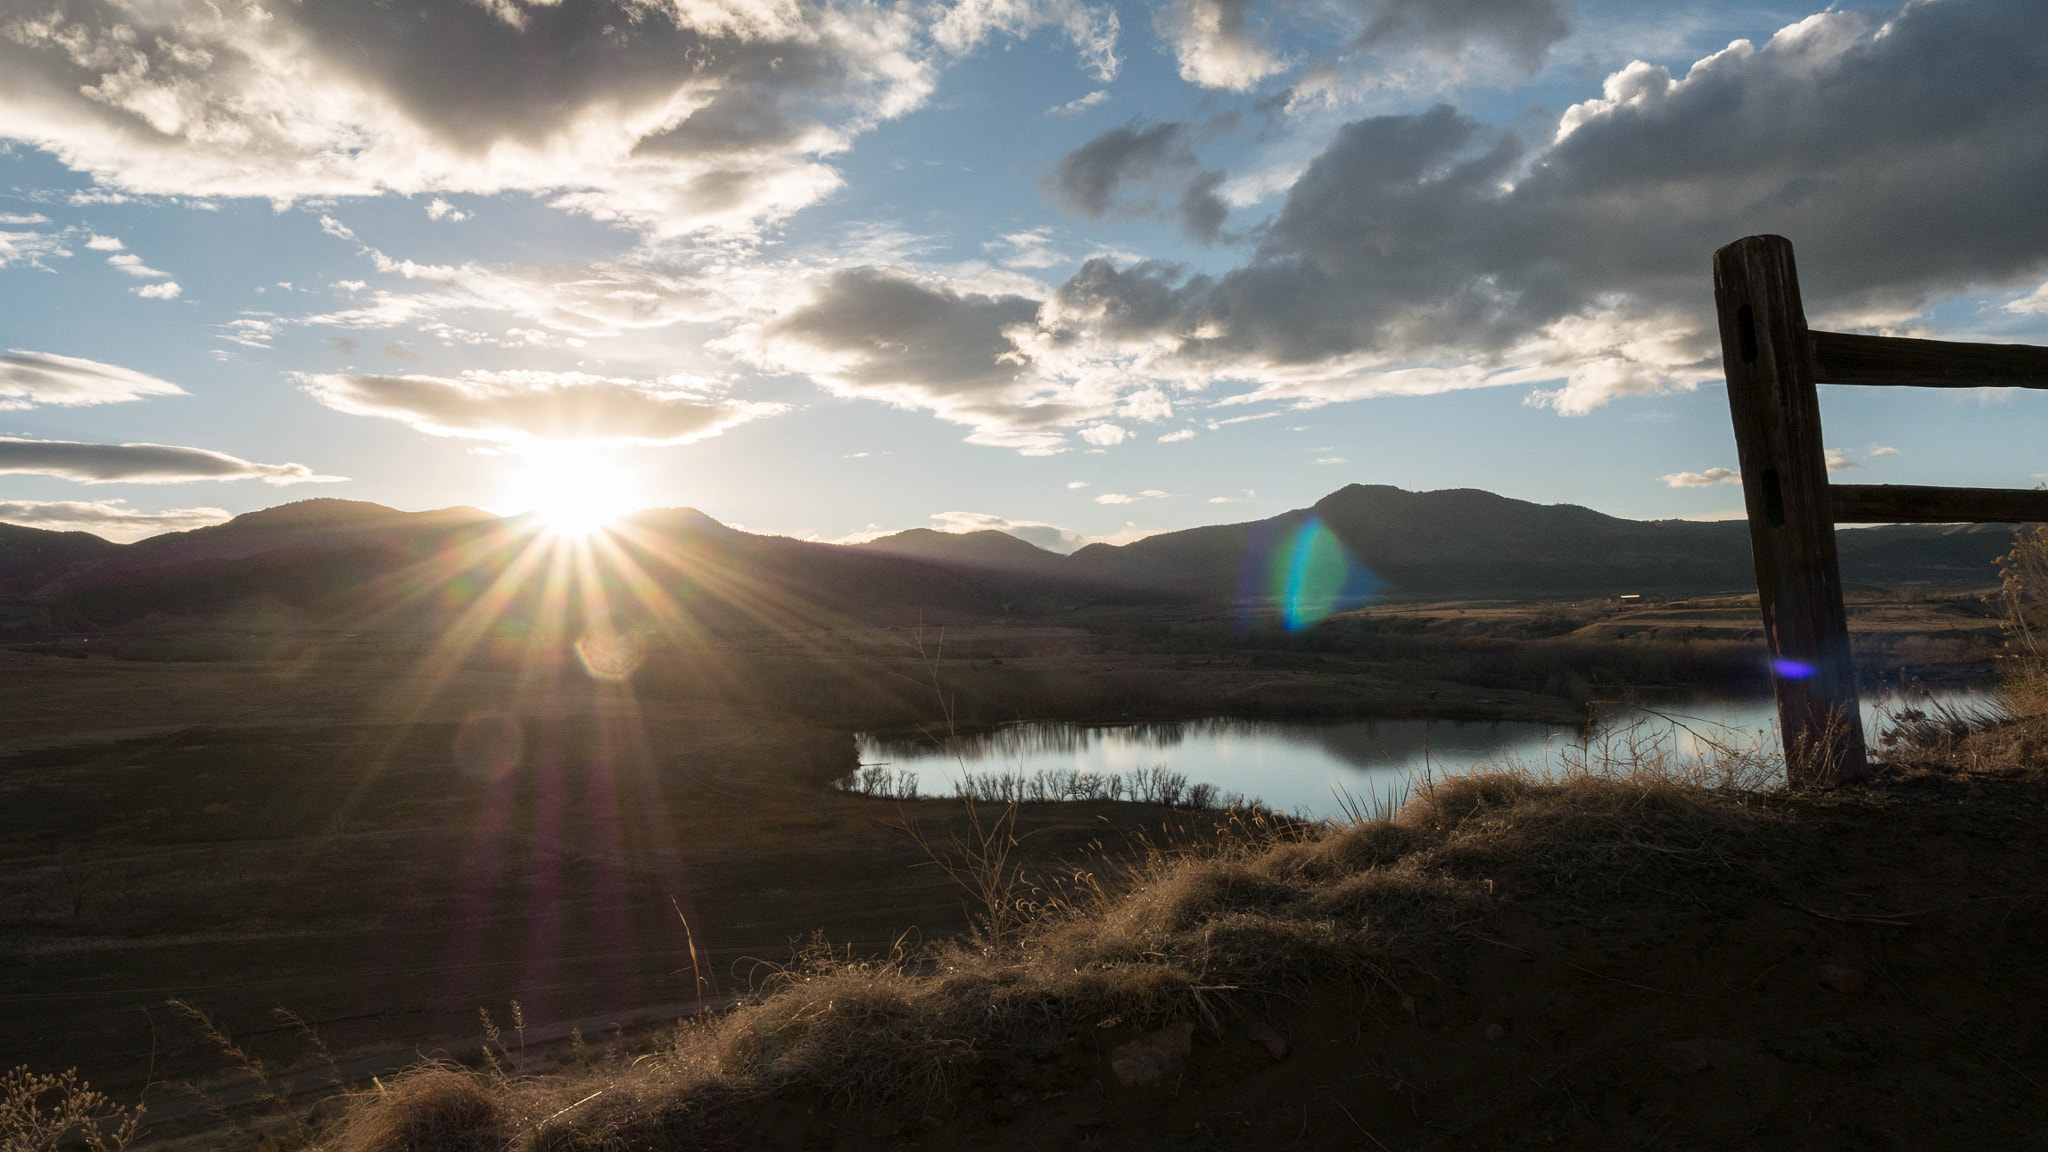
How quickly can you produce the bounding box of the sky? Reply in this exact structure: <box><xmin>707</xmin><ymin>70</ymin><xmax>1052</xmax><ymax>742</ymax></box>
<box><xmin>1</xmin><ymin>0</ymin><xmax>2046</xmax><ymax>547</ymax></box>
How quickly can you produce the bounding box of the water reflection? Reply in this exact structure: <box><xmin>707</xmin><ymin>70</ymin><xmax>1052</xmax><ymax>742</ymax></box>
<box><xmin>855</xmin><ymin>688</ymin><xmax>1993</xmax><ymax>819</ymax></box>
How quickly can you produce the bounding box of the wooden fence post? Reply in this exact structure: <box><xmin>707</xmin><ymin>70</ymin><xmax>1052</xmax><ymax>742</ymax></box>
<box><xmin>1712</xmin><ymin>235</ymin><xmax>1869</xmax><ymax>785</ymax></box>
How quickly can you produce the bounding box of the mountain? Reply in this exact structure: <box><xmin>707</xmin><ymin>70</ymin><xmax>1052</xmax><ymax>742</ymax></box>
<box><xmin>0</xmin><ymin>487</ymin><xmax>2026</xmax><ymax>633</ymax></box>
<box><xmin>1067</xmin><ymin>485</ymin><xmax>2019</xmax><ymax>600</ymax></box>
<box><xmin>0</xmin><ymin>522</ymin><xmax>121</xmax><ymax>598</ymax></box>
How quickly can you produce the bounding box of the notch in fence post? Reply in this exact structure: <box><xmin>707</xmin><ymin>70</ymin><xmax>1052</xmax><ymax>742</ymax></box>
<box><xmin>1713</xmin><ymin>235</ymin><xmax>1868</xmax><ymax>785</ymax></box>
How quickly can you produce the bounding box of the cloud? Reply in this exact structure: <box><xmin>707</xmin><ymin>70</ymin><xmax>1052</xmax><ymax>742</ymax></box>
<box><xmin>0</xmin><ymin>218</ymin><xmax>70</xmax><ymax>269</ymax></box>
<box><xmin>0</xmin><ymin>0</ymin><xmax>950</xmax><ymax>238</ymax></box>
<box><xmin>1159</xmin><ymin>428</ymin><xmax>1197</xmax><ymax>442</ymax></box>
<box><xmin>1824</xmin><ymin>448</ymin><xmax>1856</xmax><ymax>472</ymax></box>
<box><xmin>1066</xmin><ymin>480</ymin><xmax>1090</xmax><ymax>489</ymax></box>
<box><xmin>133</xmin><ymin>281</ymin><xmax>182</xmax><ymax>300</ymax></box>
<box><xmin>425</xmin><ymin>197</ymin><xmax>470</xmax><ymax>223</ymax></box>
<box><xmin>926</xmin><ymin>509</ymin><xmax>1092</xmax><ymax>553</ymax></box>
<box><xmin>1043</xmin><ymin>120</ymin><xmax>1230</xmax><ymax>243</ymax></box>
<box><xmin>1094</xmin><ymin>488</ymin><xmax>1166</xmax><ymax>504</ymax></box>
<box><xmin>1047</xmin><ymin>90</ymin><xmax>1110</xmax><ymax>118</ymax></box>
<box><xmin>1155</xmin><ymin>0</ymin><xmax>1566</xmax><ymax>92</ymax></box>
<box><xmin>932</xmin><ymin>0</ymin><xmax>1120</xmax><ymax>83</ymax></box>
<box><xmin>1662</xmin><ymin>467</ymin><xmax>1740</xmax><ymax>487</ymax></box>
<box><xmin>106</xmin><ymin>252</ymin><xmax>170</xmax><ymax>278</ymax></box>
<box><xmin>1352</xmin><ymin>0</ymin><xmax>1568</xmax><ymax>71</ymax></box>
<box><xmin>300</xmin><ymin>369</ymin><xmax>783</xmax><ymax>445</ymax></box>
<box><xmin>0</xmin><ymin>438</ymin><xmax>344</xmax><ymax>485</ymax></box>
<box><xmin>0</xmin><ymin>499</ymin><xmax>231</xmax><ymax>542</ymax></box>
<box><xmin>303</xmin><ymin>244</ymin><xmax>736</xmax><ymax>338</ymax></box>
<box><xmin>0</xmin><ymin>350</ymin><xmax>186</xmax><ymax>408</ymax></box>
<box><xmin>82</xmin><ymin>234</ymin><xmax>121</xmax><ymax>250</ymax></box>
<box><xmin>1154</xmin><ymin>0</ymin><xmax>1286</xmax><ymax>91</ymax></box>
<box><xmin>1868</xmin><ymin>445</ymin><xmax>1900</xmax><ymax>458</ymax></box>
<box><xmin>1313</xmin><ymin>455</ymin><xmax>1346</xmax><ymax>465</ymax></box>
<box><xmin>1078</xmin><ymin>424</ymin><xmax>1129</xmax><ymax>446</ymax></box>
<box><xmin>728</xmin><ymin>267</ymin><xmax>1095</xmax><ymax>453</ymax></box>
<box><xmin>984</xmin><ymin>228</ymin><xmax>1068</xmax><ymax>270</ymax></box>
<box><xmin>1029</xmin><ymin>0</ymin><xmax>2048</xmax><ymax>416</ymax></box>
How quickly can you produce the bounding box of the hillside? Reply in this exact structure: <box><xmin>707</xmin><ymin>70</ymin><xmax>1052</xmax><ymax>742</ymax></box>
<box><xmin>0</xmin><ymin>486</ymin><xmax>2027</xmax><ymax>631</ymax></box>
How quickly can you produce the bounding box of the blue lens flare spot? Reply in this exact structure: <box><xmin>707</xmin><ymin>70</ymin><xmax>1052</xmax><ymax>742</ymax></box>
<box><xmin>1236</xmin><ymin>514</ymin><xmax>1386</xmax><ymax>631</ymax></box>
<box><xmin>1772</xmin><ymin>658</ymin><xmax>1817</xmax><ymax>680</ymax></box>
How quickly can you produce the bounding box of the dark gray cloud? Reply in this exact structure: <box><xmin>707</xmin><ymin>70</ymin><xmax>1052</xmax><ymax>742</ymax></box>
<box><xmin>0</xmin><ymin>350</ymin><xmax>186</xmax><ymax>407</ymax></box>
<box><xmin>1043</xmin><ymin>121</ymin><xmax>1231</xmax><ymax>242</ymax></box>
<box><xmin>739</xmin><ymin>268</ymin><xmax>1098</xmax><ymax>452</ymax></box>
<box><xmin>1046</xmin><ymin>0</ymin><xmax>2048</xmax><ymax>413</ymax></box>
<box><xmin>1353</xmin><ymin>0</ymin><xmax>1568</xmax><ymax>69</ymax></box>
<box><xmin>0</xmin><ymin>438</ymin><xmax>344</xmax><ymax>485</ymax></box>
<box><xmin>1157</xmin><ymin>0</ymin><xmax>1568</xmax><ymax>90</ymax></box>
<box><xmin>300</xmin><ymin>370</ymin><xmax>783</xmax><ymax>445</ymax></box>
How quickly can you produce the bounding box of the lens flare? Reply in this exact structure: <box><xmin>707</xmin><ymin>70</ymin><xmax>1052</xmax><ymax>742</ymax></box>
<box><xmin>1772</xmin><ymin>658</ymin><xmax>1818</xmax><ymax>680</ymax></box>
<box><xmin>575</xmin><ymin>626</ymin><xmax>648</xmax><ymax>681</ymax></box>
<box><xmin>1239</xmin><ymin>514</ymin><xmax>1385</xmax><ymax>631</ymax></box>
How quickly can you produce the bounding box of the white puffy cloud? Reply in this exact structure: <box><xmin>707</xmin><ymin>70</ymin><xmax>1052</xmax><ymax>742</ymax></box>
<box><xmin>299</xmin><ymin>368</ymin><xmax>783</xmax><ymax>445</ymax></box>
<box><xmin>133</xmin><ymin>280</ymin><xmax>181</xmax><ymax>300</ymax></box>
<box><xmin>1158</xmin><ymin>428</ymin><xmax>1197</xmax><ymax>442</ymax></box>
<box><xmin>425</xmin><ymin>198</ymin><xmax>470</xmax><ymax>223</ymax></box>
<box><xmin>0</xmin><ymin>498</ymin><xmax>230</xmax><ymax>542</ymax></box>
<box><xmin>0</xmin><ymin>437</ymin><xmax>343</xmax><ymax>485</ymax></box>
<box><xmin>1154</xmin><ymin>0</ymin><xmax>1286</xmax><ymax>92</ymax></box>
<box><xmin>0</xmin><ymin>0</ymin><xmax>941</xmax><ymax>238</ymax></box>
<box><xmin>1824</xmin><ymin>448</ymin><xmax>1856</xmax><ymax>472</ymax></box>
<box><xmin>1662</xmin><ymin>467</ymin><xmax>1740</xmax><ymax>488</ymax></box>
<box><xmin>0</xmin><ymin>349</ymin><xmax>186</xmax><ymax>408</ymax></box>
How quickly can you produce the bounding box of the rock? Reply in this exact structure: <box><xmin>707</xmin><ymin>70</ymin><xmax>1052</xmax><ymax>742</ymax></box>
<box><xmin>1111</xmin><ymin>1021</ymin><xmax>1196</xmax><ymax>1087</ymax></box>
<box><xmin>1818</xmin><ymin>964</ymin><xmax>1867</xmax><ymax>995</ymax></box>
<box><xmin>1246</xmin><ymin>1020</ymin><xmax>1287</xmax><ymax>1061</ymax></box>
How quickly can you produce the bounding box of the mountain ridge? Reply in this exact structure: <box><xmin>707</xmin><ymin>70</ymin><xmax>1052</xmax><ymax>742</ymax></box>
<box><xmin>0</xmin><ymin>487</ymin><xmax>2025</xmax><ymax>629</ymax></box>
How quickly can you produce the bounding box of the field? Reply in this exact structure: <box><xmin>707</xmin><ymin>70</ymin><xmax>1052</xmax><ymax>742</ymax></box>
<box><xmin>0</xmin><ymin>587</ymin><xmax>2015</xmax><ymax>1145</ymax></box>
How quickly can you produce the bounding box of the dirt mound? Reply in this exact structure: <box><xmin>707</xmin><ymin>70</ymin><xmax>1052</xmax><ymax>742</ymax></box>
<box><xmin>305</xmin><ymin>743</ymin><xmax>2048</xmax><ymax>1152</ymax></box>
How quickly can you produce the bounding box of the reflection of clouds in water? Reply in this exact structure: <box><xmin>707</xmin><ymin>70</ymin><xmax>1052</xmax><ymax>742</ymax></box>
<box><xmin>857</xmin><ymin>688</ymin><xmax>1993</xmax><ymax>818</ymax></box>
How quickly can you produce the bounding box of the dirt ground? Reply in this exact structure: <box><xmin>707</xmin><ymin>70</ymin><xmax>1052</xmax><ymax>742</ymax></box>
<box><xmin>671</xmin><ymin>754</ymin><xmax>2048</xmax><ymax>1151</ymax></box>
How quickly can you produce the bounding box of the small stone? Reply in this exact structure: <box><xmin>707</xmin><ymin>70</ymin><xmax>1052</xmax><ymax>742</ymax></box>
<box><xmin>1246</xmin><ymin>1020</ymin><xmax>1287</xmax><ymax>1061</ymax></box>
<box><xmin>1818</xmin><ymin>964</ymin><xmax>1867</xmax><ymax>995</ymax></box>
<box><xmin>1484</xmin><ymin>1022</ymin><xmax>1506</xmax><ymax>1042</ymax></box>
<box><xmin>1111</xmin><ymin>1021</ymin><xmax>1195</xmax><ymax>1086</ymax></box>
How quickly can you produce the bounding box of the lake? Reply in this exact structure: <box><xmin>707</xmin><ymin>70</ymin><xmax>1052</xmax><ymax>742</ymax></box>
<box><xmin>851</xmin><ymin>688</ymin><xmax>1997</xmax><ymax>818</ymax></box>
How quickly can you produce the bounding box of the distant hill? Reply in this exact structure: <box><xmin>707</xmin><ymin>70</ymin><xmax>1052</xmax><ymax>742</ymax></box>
<box><xmin>0</xmin><ymin>522</ymin><xmax>121</xmax><ymax>598</ymax></box>
<box><xmin>0</xmin><ymin>487</ymin><xmax>2027</xmax><ymax>632</ymax></box>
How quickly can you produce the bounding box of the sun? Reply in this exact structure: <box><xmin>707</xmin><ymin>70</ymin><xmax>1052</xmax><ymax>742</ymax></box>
<box><xmin>504</xmin><ymin>446</ymin><xmax>644</xmax><ymax>536</ymax></box>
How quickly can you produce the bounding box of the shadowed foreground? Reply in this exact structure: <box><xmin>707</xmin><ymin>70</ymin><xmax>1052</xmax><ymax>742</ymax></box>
<box><xmin>295</xmin><ymin>718</ymin><xmax>2048</xmax><ymax>1152</ymax></box>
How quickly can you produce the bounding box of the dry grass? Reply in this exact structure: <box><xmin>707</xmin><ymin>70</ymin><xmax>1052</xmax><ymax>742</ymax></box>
<box><xmin>312</xmin><ymin>732</ymin><xmax>1782</xmax><ymax>1151</ymax></box>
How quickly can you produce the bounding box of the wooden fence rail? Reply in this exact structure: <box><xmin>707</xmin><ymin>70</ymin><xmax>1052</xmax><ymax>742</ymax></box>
<box><xmin>1712</xmin><ymin>234</ymin><xmax>2048</xmax><ymax>786</ymax></box>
